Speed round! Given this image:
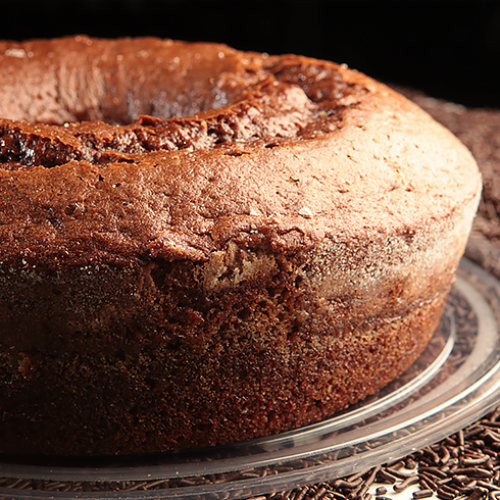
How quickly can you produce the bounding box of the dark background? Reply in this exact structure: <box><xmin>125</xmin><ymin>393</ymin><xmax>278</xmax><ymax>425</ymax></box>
<box><xmin>1</xmin><ymin>0</ymin><xmax>500</xmax><ymax>108</ymax></box>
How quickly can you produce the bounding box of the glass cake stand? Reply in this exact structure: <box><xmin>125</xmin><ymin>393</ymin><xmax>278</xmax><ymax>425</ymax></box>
<box><xmin>1</xmin><ymin>258</ymin><xmax>500</xmax><ymax>500</ymax></box>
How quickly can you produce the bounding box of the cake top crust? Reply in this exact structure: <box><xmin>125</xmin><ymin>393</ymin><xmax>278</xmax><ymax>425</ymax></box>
<box><xmin>0</xmin><ymin>36</ymin><xmax>481</xmax><ymax>265</ymax></box>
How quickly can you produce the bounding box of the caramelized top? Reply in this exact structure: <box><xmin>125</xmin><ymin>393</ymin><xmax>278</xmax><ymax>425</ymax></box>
<box><xmin>0</xmin><ymin>36</ymin><xmax>361</xmax><ymax>168</ymax></box>
<box><xmin>0</xmin><ymin>36</ymin><xmax>481</xmax><ymax>265</ymax></box>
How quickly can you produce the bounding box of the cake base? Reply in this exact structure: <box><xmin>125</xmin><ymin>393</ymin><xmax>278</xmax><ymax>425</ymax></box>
<box><xmin>0</xmin><ymin>292</ymin><xmax>444</xmax><ymax>456</ymax></box>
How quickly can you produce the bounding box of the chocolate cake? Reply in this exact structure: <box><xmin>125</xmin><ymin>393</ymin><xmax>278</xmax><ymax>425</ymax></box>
<box><xmin>0</xmin><ymin>36</ymin><xmax>481</xmax><ymax>456</ymax></box>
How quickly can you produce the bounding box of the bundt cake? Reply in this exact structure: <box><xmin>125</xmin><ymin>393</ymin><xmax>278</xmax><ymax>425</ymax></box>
<box><xmin>0</xmin><ymin>36</ymin><xmax>481</xmax><ymax>455</ymax></box>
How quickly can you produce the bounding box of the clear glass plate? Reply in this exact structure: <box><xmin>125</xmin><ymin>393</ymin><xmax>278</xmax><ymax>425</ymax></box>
<box><xmin>1</xmin><ymin>258</ymin><xmax>500</xmax><ymax>500</ymax></box>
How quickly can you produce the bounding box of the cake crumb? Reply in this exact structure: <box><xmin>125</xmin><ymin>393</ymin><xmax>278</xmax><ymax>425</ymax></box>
<box><xmin>298</xmin><ymin>207</ymin><xmax>313</xmax><ymax>218</ymax></box>
<box><xmin>5</xmin><ymin>48</ymin><xmax>26</xmax><ymax>58</ymax></box>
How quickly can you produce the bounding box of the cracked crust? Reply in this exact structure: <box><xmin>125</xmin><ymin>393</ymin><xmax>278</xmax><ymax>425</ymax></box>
<box><xmin>0</xmin><ymin>36</ymin><xmax>481</xmax><ymax>455</ymax></box>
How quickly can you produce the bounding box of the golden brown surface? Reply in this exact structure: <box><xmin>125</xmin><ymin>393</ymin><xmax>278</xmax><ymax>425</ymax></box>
<box><xmin>0</xmin><ymin>36</ymin><xmax>481</xmax><ymax>455</ymax></box>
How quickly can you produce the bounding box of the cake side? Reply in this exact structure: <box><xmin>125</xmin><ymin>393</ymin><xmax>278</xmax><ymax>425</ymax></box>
<box><xmin>0</xmin><ymin>185</ymin><xmax>479</xmax><ymax>455</ymax></box>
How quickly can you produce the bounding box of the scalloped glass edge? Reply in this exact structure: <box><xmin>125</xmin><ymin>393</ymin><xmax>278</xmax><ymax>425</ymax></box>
<box><xmin>1</xmin><ymin>257</ymin><xmax>500</xmax><ymax>500</ymax></box>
